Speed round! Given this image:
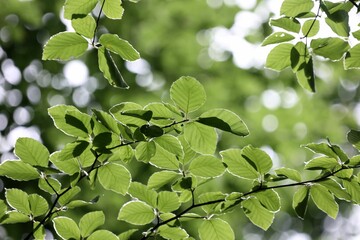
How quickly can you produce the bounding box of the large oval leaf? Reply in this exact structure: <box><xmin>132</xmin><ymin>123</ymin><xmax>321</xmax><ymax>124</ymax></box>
<box><xmin>117</xmin><ymin>201</ymin><xmax>155</xmax><ymax>225</ymax></box>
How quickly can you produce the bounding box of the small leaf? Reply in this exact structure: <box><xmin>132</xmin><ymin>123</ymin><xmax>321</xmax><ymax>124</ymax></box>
<box><xmin>71</xmin><ymin>15</ymin><xmax>96</xmax><ymax>38</ymax></box>
<box><xmin>118</xmin><ymin>229</ymin><xmax>138</xmax><ymax>240</ymax></box>
<box><xmin>158</xmin><ymin>225</ymin><xmax>189</xmax><ymax>240</ymax></box>
<box><xmin>198</xmin><ymin>219</ymin><xmax>235</xmax><ymax>240</ymax></box>
<box><xmin>98</xmin><ymin>163</ymin><xmax>131</xmax><ymax>195</ymax></box>
<box><xmin>79</xmin><ymin>211</ymin><xmax>105</xmax><ymax>237</ymax></box>
<box><xmin>290</xmin><ymin>41</ymin><xmax>309</xmax><ymax>72</ymax></box>
<box><xmin>157</xmin><ymin>191</ymin><xmax>180</xmax><ymax>212</ymax></box>
<box><xmin>42</xmin><ymin>32</ymin><xmax>88</xmax><ymax>60</ymax></box>
<box><xmin>0</xmin><ymin>160</ymin><xmax>39</xmax><ymax>181</ymax></box>
<box><xmin>135</xmin><ymin>141</ymin><xmax>156</xmax><ymax>163</ymax></box>
<box><xmin>320</xmin><ymin>179</ymin><xmax>351</xmax><ymax>201</ymax></box>
<box><xmin>128</xmin><ymin>182</ymin><xmax>158</xmax><ymax>207</ymax></box>
<box><xmin>349</xmin><ymin>155</ymin><xmax>360</xmax><ymax>167</ymax></box>
<box><xmin>154</xmin><ymin>135</ymin><xmax>184</xmax><ymax>158</ymax></box>
<box><xmin>28</xmin><ymin>194</ymin><xmax>48</xmax><ymax>217</ymax></box>
<box><xmin>92</xmin><ymin>109</ymin><xmax>121</xmax><ymax>135</ymax></box>
<box><xmin>144</xmin><ymin>102</ymin><xmax>174</xmax><ymax>126</ymax></box>
<box><xmin>254</xmin><ymin>189</ymin><xmax>281</xmax><ymax>212</ymax></box>
<box><xmin>108</xmin><ymin>145</ymin><xmax>134</xmax><ymax>163</ymax></box>
<box><xmin>221</xmin><ymin>149</ymin><xmax>259</xmax><ymax>180</ymax></box>
<box><xmin>140</xmin><ymin>124</ymin><xmax>164</xmax><ymax>138</ymax></box>
<box><xmin>343</xmin><ymin>178</ymin><xmax>360</xmax><ymax>203</ymax></box>
<box><xmin>64</xmin><ymin>0</ymin><xmax>97</xmax><ymax>19</ymax></box>
<box><xmin>304</xmin><ymin>142</ymin><xmax>339</xmax><ymax>159</ymax></box>
<box><xmin>98</xmin><ymin>46</ymin><xmax>129</xmax><ymax>88</ymax></box>
<box><xmin>170</xmin><ymin>76</ymin><xmax>206</xmax><ymax>115</ymax></box>
<box><xmin>197</xmin><ymin>108</ymin><xmax>249</xmax><ymax>137</ymax></box>
<box><xmin>275</xmin><ymin>167</ymin><xmax>302</xmax><ymax>182</ymax></box>
<box><xmin>296</xmin><ymin>56</ymin><xmax>315</xmax><ymax>92</ymax></box>
<box><xmin>1</xmin><ymin>211</ymin><xmax>30</xmax><ymax>224</ymax></box>
<box><xmin>280</xmin><ymin>0</ymin><xmax>314</xmax><ymax>17</ymax></box>
<box><xmin>188</xmin><ymin>155</ymin><xmax>225</xmax><ymax>178</ymax></box>
<box><xmin>347</xmin><ymin>129</ymin><xmax>360</xmax><ymax>150</ymax></box>
<box><xmin>262</xmin><ymin>32</ymin><xmax>295</xmax><ymax>46</ymax></box>
<box><xmin>345</xmin><ymin>44</ymin><xmax>360</xmax><ymax>69</ymax></box>
<box><xmin>352</xmin><ymin>29</ymin><xmax>360</xmax><ymax>40</ymax></box>
<box><xmin>265</xmin><ymin>43</ymin><xmax>293</xmax><ymax>71</ymax></box>
<box><xmin>310</xmin><ymin>37</ymin><xmax>349</xmax><ymax>61</ymax></box>
<box><xmin>198</xmin><ymin>192</ymin><xmax>226</xmax><ymax>214</ymax></box>
<box><xmin>100</xmin><ymin>34</ymin><xmax>140</xmax><ymax>61</ymax></box>
<box><xmin>15</xmin><ymin>138</ymin><xmax>49</xmax><ymax>167</ymax></box>
<box><xmin>38</xmin><ymin>177</ymin><xmax>62</xmax><ymax>195</ymax></box>
<box><xmin>101</xmin><ymin>0</ymin><xmax>124</xmax><ymax>19</ymax></box>
<box><xmin>50</xmin><ymin>151</ymin><xmax>81</xmax><ymax>175</ymax></box>
<box><xmin>117</xmin><ymin>201</ymin><xmax>155</xmax><ymax>225</ymax></box>
<box><xmin>305</xmin><ymin>156</ymin><xmax>340</xmax><ymax>170</ymax></box>
<box><xmin>292</xmin><ymin>186</ymin><xmax>309</xmax><ymax>219</ymax></box>
<box><xmin>302</xmin><ymin>19</ymin><xmax>319</xmax><ymax>37</ymax></box>
<box><xmin>147</xmin><ymin>171</ymin><xmax>181</xmax><ymax>190</ymax></box>
<box><xmin>310</xmin><ymin>184</ymin><xmax>338</xmax><ymax>219</ymax></box>
<box><xmin>58</xmin><ymin>186</ymin><xmax>81</xmax><ymax>206</ymax></box>
<box><xmin>325</xmin><ymin>10</ymin><xmax>350</xmax><ymax>37</ymax></box>
<box><xmin>150</xmin><ymin>143</ymin><xmax>179</xmax><ymax>170</ymax></box>
<box><xmin>270</xmin><ymin>17</ymin><xmax>301</xmax><ymax>33</ymax></box>
<box><xmin>33</xmin><ymin>221</ymin><xmax>46</xmax><ymax>240</ymax></box>
<box><xmin>53</xmin><ymin>216</ymin><xmax>81</xmax><ymax>240</ymax></box>
<box><xmin>184</xmin><ymin>122</ymin><xmax>217</xmax><ymax>154</ymax></box>
<box><xmin>6</xmin><ymin>189</ymin><xmax>30</xmax><ymax>215</ymax></box>
<box><xmin>241</xmin><ymin>197</ymin><xmax>275</xmax><ymax>230</ymax></box>
<box><xmin>110</xmin><ymin>102</ymin><xmax>145</xmax><ymax>127</ymax></box>
<box><xmin>88</xmin><ymin>230</ymin><xmax>118</xmax><ymax>240</ymax></box>
<box><xmin>241</xmin><ymin>145</ymin><xmax>273</xmax><ymax>175</ymax></box>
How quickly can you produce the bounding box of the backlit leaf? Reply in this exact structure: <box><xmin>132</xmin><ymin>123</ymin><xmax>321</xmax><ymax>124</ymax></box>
<box><xmin>270</xmin><ymin>17</ymin><xmax>301</xmax><ymax>33</ymax></box>
<box><xmin>79</xmin><ymin>211</ymin><xmax>105</xmax><ymax>237</ymax></box>
<box><xmin>28</xmin><ymin>194</ymin><xmax>48</xmax><ymax>217</ymax></box>
<box><xmin>188</xmin><ymin>155</ymin><xmax>225</xmax><ymax>178</ymax></box>
<box><xmin>88</xmin><ymin>230</ymin><xmax>118</xmax><ymax>240</ymax></box>
<box><xmin>128</xmin><ymin>182</ymin><xmax>158</xmax><ymax>207</ymax></box>
<box><xmin>275</xmin><ymin>168</ymin><xmax>302</xmax><ymax>182</ymax></box>
<box><xmin>0</xmin><ymin>160</ymin><xmax>39</xmax><ymax>181</ymax></box>
<box><xmin>310</xmin><ymin>37</ymin><xmax>349</xmax><ymax>61</ymax></box>
<box><xmin>135</xmin><ymin>141</ymin><xmax>156</xmax><ymax>163</ymax></box>
<box><xmin>64</xmin><ymin>0</ymin><xmax>97</xmax><ymax>19</ymax></box>
<box><xmin>262</xmin><ymin>32</ymin><xmax>295</xmax><ymax>46</ymax></box>
<box><xmin>147</xmin><ymin>171</ymin><xmax>181</xmax><ymax>190</ymax></box>
<box><xmin>254</xmin><ymin>189</ymin><xmax>280</xmax><ymax>212</ymax></box>
<box><xmin>5</xmin><ymin>189</ymin><xmax>30</xmax><ymax>215</ymax></box>
<box><xmin>117</xmin><ymin>201</ymin><xmax>155</xmax><ymax>225</ymax></box>
<box><xmin>98</xmin><ymin>163</ymin><xmax>131</xmax><ymax>195</ymax></box>
<box><xmin>221</xmin><ymin>149</ymin><xmax>259</xmax><ymax>180</ymax></box>
<box><xmin>241</xmin><ymin>145</ymin><xmax>273</xmax><ymax>175</ymax></box>
<box><xmin>157</xmin><ymin>191</ymin><xmax>180</xmax><ymax>212</ymax></box>
<box><xmin>280</xmin><ymin>0</ymin><xmax>314</xmax><ymax>17</ymax></box>
<box><xmin>347</xmin><ymin>129</ymin><xmax>360</xmax><ymax>150</ymax></box>
<box><xmin>292</xmin><ymin>186</ymin><xmax>309</xmax><ymax>219</ymax></box>
<box><xmin>198</xmin><ymin>218</ymin><xmax>234</xmax><ymax>240</ymax></box>
<box><xmin>101</xmin><ymin>0</ymin><xmax>124</xmax><ymax>19</ymax></box>
<box><xmin>100</xmin><ymin>34</ymin><xmax>140</xmax><ymax>61</ymax></box>
<box><xmin>241</xmin><ymin>197</ymin><xmax>275</xmax><ymax>230</ymax></box>
<box><xmin>310</xmin><ymin>184</ymin><xmax>338</xmax><ymax>219</ymax></box>
<box><xmin>345</xmin><ymin>44</ymin><xmax>360</xmax><ymax>69</ymax></box>
<box><xmin>265</xmin><ymin>43</ymin><xmax>293</xmax><ymax>71</ymax></box>
<box><xmin>296</xmin><ymin>56</ymin><xmax>315</xmax><ymax>92</ymax></box>
<box><xmin>305</xmin><ymin>156</ymin><xmax>340</xmax><ymax>170</ymax></box>
<box><xmin>15</xmin><ymin>137</ymin><xmax>49</xmax><ymax>167</ymax></box>
<box><xmin>71</xmin><ymin>15</ymin><xmax>96</xmax><ymax>38</ymax></box>
<box><xmin>184</xmin><ymin>122</ymin><xmax>217</xmax><ymax>154</ymax></box>
<box><xmin>325</xmin><ymin>10</ymin><xmax>350</xmax><ymax>37</ymax></box>
<box><xmin>53</xmin><ymin>216</ymin><xmax>81</xmax><ymax>240</ymax></box>
<box><xmin>158</xmin><ymin>225</ymin><xmax>189</xmax><ymax>240</ymax></box>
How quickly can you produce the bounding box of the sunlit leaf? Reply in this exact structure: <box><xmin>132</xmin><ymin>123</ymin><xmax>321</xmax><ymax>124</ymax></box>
<box><xmin>0</xmin><ymin>160</ymin><xmax>39</xmax><ymax>181</ymax></box>
<box><xmin>343</xmin><ymin>178</ymin><xmax>360</xmax><ymax>203</ymax></box>
<box><xmin>221</xmin><ymin>149</ymin><xmax>259</xmax><ymax>180</ymax></box>
<box><xmin>128</xmin><ymin>182</ymin><xmax>158</xmax><ymax>207</ymax></box>
<box><xmin>147</xmin><ymin>171</ymin><xmax>181</xmax><ymax>190</ymax></box>
<box><xmin>292</xmin><ymin>186</ymin><xmax>309</xmax><ymax>219</ymax></box>
<box><xmin>101</xmin><ymin>0</ymin><xmax>124</xmax><ymax>19</ymax></box>
<box><xmin>154</xmin><ymin>135</ymin><xmax>184</xmax><ymax>158</ymax></box>
<box><xmin>15</xmin><ymin>137</ymin><xmax>49</xmax><ymax>167</ymax></box>
<box><xmin>58</xmin><ymin>186</ymin><xmax>81</xmax><ymax>206</ymax></box>
<box><xmin>98</xmin><ymin>163</ymin><xmax>131</xmax><ymax>194</ymax></box>
<box><xmin>79</xmin><ymin>211</ymin><xmax>105</xmax><ymax>237</ymax></box>
<box><xmin>100</xmin><ymin>34</ymin><xmax>140</xmax><ymax>61</ymax></box>
<box><xmin>117</xmin><ymin>201</ymin><xmax>155</xmax><ymax>225</ymax></box>
<box><xmin>42</xmin><ymin>32</ymin><xmax>88</xmax><ymax>60</ymax></box>
<box><xmin>135</xmin><ymin>141</ymin><xmax>156</xmax><ymax>163</ymax></box>
<box><xmin>33</xmin><ymin>221</ymin><xmax>46</xmax><ymax>240</ymax></box>
<box><xmin>275</xmin><ymin>167</ymin><xmax>302</xmax><ymax>182</ymax></box>
<box><xmin>157</xmin><ymin>191</ymin><xmax>180</xmax><ymax>212</ymax></box>
<box><xmin>170</xmin><ymin>76</ymin><xmax>206</xmax><ymax>115</ymax></box>
<box><xmin>88</xmin><ymin>230</ymin><xmax>118</xmax><ymax>240</ymax></box>
<box><xmin>345</xmin><ymin>44</ymin><xmax>360</xmax><ymax>69</ymax></box>
<box><xmin>188</xmin><ymin>155</ymin><xmax>225</xmax><ymax>178</ymax></box>
<box><xmin>310</xmin><ymin>37</ymin><xmax>349</xmax><ymax>61</ymax></box>
<box><xmin>325</xmin><ymin>10</ymin><xmax>350</xmax><ymax>37</ymax></box>
<box><xmin>254</xmin><ymin>189</ymin><xmax>281</xmax><ymax>212</ymax></box>
<box><xmin>305</xmin><ymin>156</ymin><xmax>340</xmax><ymax>170</ymax></box>
<box><xmin>1</xmin><ymin>211</ymin><xmax>30</xmax><ymax>224</ymax></box>
<box><xmin>241</xmin><ymin>197</ymin><xmax>275</xmax><ymax>230</ymax></box>
<box><xmin>241</xmin><ymin>145</ymin><xmax>273</xmax><ymax>175</ymax></box>
<box><xmin>158</xmin><ymin>225</ymin><xmax>189</xmax><ymax>240</ymax></box>
<box><xmin>5</xmin><ymin>189</ymin><xmax>30</xmax><ymax>215</ymax></box>
<box><xmin>64</xmin><ymin>0</ymin><xmax>97</xmax><ymax>19</ymax></box>
<box><xmin>198</xmin><ymin>218</ymin><xmax>234</xmax><ymax>240</ymax></box>
<box><xmin>110</xmin><ymin>102</ymin><xmax>145</xmax><ymax>127</ymax></box>
<box><xmin>320</xmin><ymin>179</ymin><xmax>351</xmax><ymax>201</ymax></box>
<box><xmin>71</xmin><ymin>14</ymin><xmax>96</xmax><ymax>38</ymax></box>
<box><xmin>290</xmin><ymin>41</ymin><xmax>309</xmax><ymax>72</ymax></box>
<box><xmin>262</xmin><ymin>32</ymin><xmax>295</xmax><ymax>46</ymax></box>
<box><xmin>118</xmin><ymin>229</ymin><xmax>138</xmax><ymax>240</ymax></box>
<box><xmin>265</xmin><ymin>43</ymin><xmax>293</xmax><ymax>71</ymax></box>
<box><xmin>310</xmin><ymin>184</ymin><xmax>338</xmax><ymax>219</ymax></box>
<box><xmin>53</xmin><ymin>216</ymin><xmax>81</xmax><ymax>240</ymax></box>
<box><xmin>150</xmin><ymin>143</ymin><xmax>179</xmax><ymax>170</ymax></box>
<box><xmin>38</xmin><ymin>177</ymin><xmax>62</xmax><ymax>195</ymax></box>
<box><xmin>302</xmin><ymin>19</ymin><xmax>319</xmax><ymax>37</ymax></box>
<box><xmin>347</xmin><ymin>129</ymin><xmax>360</xmax><ymax>150</ymax></box>
<box><xmin>184</xmin><ymin>122</ymin><xmax>217</xmax><ymax>154</ymax></box>
<box><xmin>28</xmin><ymin>194</ymin><xmax>48</xmax><ymax>217</ymax></box>
<box><xmin>280</xmin><ymin>0</ymin><xmax>314</xmax><ymax>17</ymax></box>
<box><xmin>92</xmin><ymin>109</ymin><xmax>121</xmax><ymax>135</ymax></box>
<box><xmin>270</xmin><ymin>17</ymin><xmax>301</xmax><ymax>33</ymax></box>
<box><xmin>296</xmin><ymin>57</ymin><xmax>315</xmax><ymax>92</ymax></box>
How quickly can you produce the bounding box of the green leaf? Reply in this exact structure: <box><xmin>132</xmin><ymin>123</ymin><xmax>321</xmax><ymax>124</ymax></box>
<box><xmin>53</xmin><ymin>216</ymin><xmax>81</xmax><ymax>240</ymax></box>
<box><xmin>343</xmin><ymin>178</ymin><xmax>360</xmax><ymax>203</ymax></box>
<box><xmin>320</xmin><ymin>179</ymin><xmax>351</xmax><ymax>201</ymax></box>
<box><xmin>88</xmin><ymin>230</ymin><xmax>118</xmax><ymax>240</ymax></box>
<box><xmin>270</xmin><ymin>17</ymin><xmax>301</xmax><ymax>33</ymax></box>
<box><xmin>335</xmin><ymin>169</ymin><xmax>353</xmax><ymax>179</ymax></box>
<box><xmin>262</xmin><ymin>32</ymin><xmax>295</xmax><ymax>46</ymax></box>
<box><xmin>0</xmin><ymin>200</ymin><xmax>7</xmax><ymax>219</ymax></box>
<box><xmin>128</xmin><ymin>182</ymin><xmax>158</xmax><ymax>207</ymax></box>
<box><xmin>38</xmin><ymin>177</ymin><xmax>62</xmax><ymax>194</ymax></box>
<box><xmin>108</xmin><ymin>145</ymin><xmax>134</xmax><ymax>163</ymax></box>
<box><xmin>184</xmin><ymin>122</ymin><xmax>217</xmax><ymax>154</ymax></box>
<box><xmin>178</xmin><ymin>135</ymin><xmax>198</xmax><ymax>165</ymax></box>
<box><xmin>110</xmin><ymin>102</ymin><xmax>145</xmax><ymax>127</ymax></box>
<box><xmin>304</xmin><ymin>142</ymin><xmax>339</xmax><ymax>159</ymax></box>
<box><xmin>79</xmin><ymin>211</ymin><xmax>105</xmax><ymax>237</ymax></box>
<box><xmin>290</xmin><ymin>41</ymin><xmax>309</xmax><ymax>72</ymax></box>
<box><xmin>325</xmin><ymin>10</ymin><xmax>350</xmax><ymax>37</ymax></box>
<box><xmin>198</xmin><ymin>192</ymin><xmax>226</xmax><ymax>214</ymax></box>
<box><xmin>28</xmin><ymin>194</ymin><xmax>48</xmax><ymax>217</ymax></box>
<box><xmin>48</xmin><ymin>105</ymin><xmax>92</xmax><ymax>138</ymax></box>
<box><xmin>265</xmin><ymin>43</ymin><xmax>293</xmax><ymax>71</ymax></box>
<box><xmin>302</xmin><ymin>19</ymin><xmax>319</xmax><ymax>37</ymax></box>
<box><xmin>280</xmin><ymin>0</ymin><xmax>314</xmax><ymax>17</ymax></box>
<box><xmin>305</xmin><ymin>156</ymin><xmax>340</xmax><ymax>170</ymax></box>
<box><xmin>157</xmin><ymin>191</ymin><xmax>180</xmax><ymax>212</ymax></box>
<box><xmin>310</xmin><ymin>184</ymin><xmax>338</xmax><ymax>219</ymax></box>
<box><xmin>0</xmin><ymin>160</ymin><xmax>39</xmax><ymax>181</ymax></box>
<box><xmin>310</xmin><ymin>37</ymin><xmax>349</xmax><ymax>61</ymax></box>
<box><xmin>33</xmin><ymin>221</ymin><xmax>46</xmax><ymax>240</ymax></box>
<box><xmin>292</xmin><ymin>186</ymin><xmax>309</xmax><ymax>219</ymax></box>
<box><xmin>352</xmin><ymin>29</ymin><xmax>360</xmax><ymax>40</ymax></box>
<box><xmin>221</xmin><ymin>149</ymin><xmax>259</xmax><ymax>180</ymax></box>
<box><xmin>241</xmin><ymin>197</ymin><xmax>275</xmax><ymax>230</ymax></box>
<box><xmin>14</xmin><ymin>137</ymin><xmax>49</xmax><ymax>167</ymax></box>
<box><xmin>140</xmin><ymin>124</ymin><xmax>163</xmax><ymax>138</ymax></box>
<box><xmin>57</xmin><ymin>140</ymin><xmax>91</xmax><ymax>161</ymax></box>
<box><xmin>1</xmin><ymin>211</ymin><xmax>30</xmax><ymax>224</ymax></box>
<box><xmin>349</xmin><ymin>155</ymin><xmax>360</xmax><ymax>167</ymax></box>
<box><xmin>198</xmin><ymin>218</ymin><xmax>234</xmax><ymax>240</ymax></box>
<box><xmin>254</xmin><ymin>189</ymin><xmax>281</xmax><ymax>212</ymax></box>
<box><xmin>100</xmin><ymin>34</ymin><xmax>140</xmax><ymax>61</ymax></box>
<box><xmin>101</xmin><ymin>0</ymin><xmax>124</xmax><ymax>19</ymax></box>
<box><xmin>296</xmin><ymin>56</ymin><xmax>315</xmax><ymax>92</ymax></box>
<box><xmin>188</xmin><ymin>155</ymin><xmax>225</xmax><ymax>178</ymax></box>
<box><xmin>71</xmin><ymin>14</ymin><xmax>96</xmax><ymax>38</ymax></box>
<box><xmin>92</xmin><ymin>109</ymin><xmax>121</xmax><ymax>135</ymax></box>
<box><xmin>150</xmin><ymin>143</ymin><xmax>179</xmax><ymax>170</ymax></box>
<box><xmin>170</xmin><ymin>76</ymin><xmax>206</xmax><ymax>115</ymax></box>
<box><xmin>118</xmin><ymin>229</ymin><xmax>138</xmax><ymax>240</ymax></box>
<box><xmin>241</xmin><ymin>145</ymin><xmax>273</xmax><ymax>175</ymax></box>
<box><xmin>98</xmin><ymin>46</ymin><xmax>129</xmax><ymax>88</ymax></box>
<box><xmin>42</xmin><ymin>32</ymin><xmax>88</xmax><ymax>60</ymax></box>
<box><xmin>154</xmin><ymin>135</ymin><xmax>184</xmax><ymax>158</ymax></box>
<box><xmin>148</xmin><ymin>171</ymin><xmax>181</xmax><ymax>190</ymax></box>
<box><xmin>117</xmin><ymin>201</ymin><xmax>155</xmax><ymax>225</ymax></box>
<box><xmin>135</xmin><ymin>141</ymin><xmax>156</xmax><ymax>162</ymax></box>
<box><xmin>144</xmin><ymin>102</ymin><xmax>174</xmax><ymax>126</ymax></box>
<box><xmin>347</xmin><ymin>129</ymin><xmax>360</xmax><ymax>150</ymax></box>
<box><xmin>58</xmin><ymin>186</ymin><xmax>81</xmax><ymax>206</ymax></box>
<box><xmin>50</xmin><ymin>151</ymin><xmax>81</xmax><ymax>175</ymax></box>
<box><xmin>93</xmin><ymin>132</ymin><xmax>121</xmax><ymax>152</ymax></box>
<box><xmin>275</xmin><ymin>167</ymin><xmax>302</xmax><ymax>182</ymax></box>
<box><xmin>158</xmin><ymin>225</ymin><xmax>189</xmax><ymax>240</ymax></box>
<box><xmin>5</xmin><ymin>189</ymin><xmax>30</xmax><ymax>215</ymax></box>
<box><xmin>345</xmin><ymin>44</ymin><xmax>360</xmax><ymax>69</ymax></box>
<box><xmin>197</xmin><ymin>108</ymin><xmax>249</xmax><ymax>137</ymax></box>
<box><xmin>64</xmin><ymin>0</ymin><xmax>97</xmax><ymax>19</ymax></box>
<box><xmin>98</xmin><ymin>163</ymin><xmax>131</xmax><ymax>195</ymax></box>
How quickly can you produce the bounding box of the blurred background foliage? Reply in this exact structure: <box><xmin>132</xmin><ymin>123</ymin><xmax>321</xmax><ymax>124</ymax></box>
<box><xmin>1</xmin><ymin>0</ymin><xmax>360</xmax><ymax>239</ymax></box>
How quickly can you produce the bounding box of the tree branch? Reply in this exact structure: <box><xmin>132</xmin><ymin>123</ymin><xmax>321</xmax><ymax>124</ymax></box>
<box><xmin>92</xmin><ymin>0</ymin><xmax>106</xmax><ymax>46</ymax></box>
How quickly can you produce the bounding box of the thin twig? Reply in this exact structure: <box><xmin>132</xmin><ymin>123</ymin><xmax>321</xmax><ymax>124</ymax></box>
<box><xmin>92</xmin><ymin>0</ymin><xmax>106</xmax><ymax>46</ymax></box>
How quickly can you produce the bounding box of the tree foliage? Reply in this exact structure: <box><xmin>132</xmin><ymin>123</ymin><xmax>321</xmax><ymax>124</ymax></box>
<box><xmin>1</xmin><ymin>0</ymin><xmax>360</xmax><ymax>239</ymax></box>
